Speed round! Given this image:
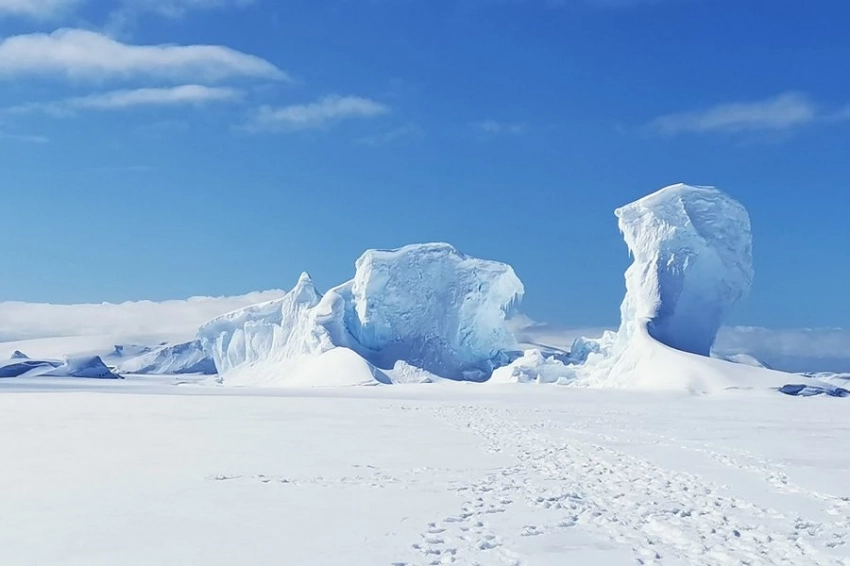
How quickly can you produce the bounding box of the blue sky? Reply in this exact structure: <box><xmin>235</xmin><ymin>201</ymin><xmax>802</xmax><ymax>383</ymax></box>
<box><xmin>1</xmin><ymin>0</ymin><xmax>848</xmax><ymax>329</ymax></box>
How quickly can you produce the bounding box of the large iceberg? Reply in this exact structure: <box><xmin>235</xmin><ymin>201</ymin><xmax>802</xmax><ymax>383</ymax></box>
<box><xmin>198</xmin><ymin>243</ymin><xmax>523</xmax><ymax>386</ymax></box>
<box><xmin>616</xmin><ymin>183</ymin><xmax>753</xmax><ymax>356</ymax></box>
<box><xmin>570</xmin><ymin>183</ymin><xmax>787</xmax><ymax>391</ymax></box>
<box><xmin>494</xmin><ymin>183</ymin><xmax>786</xmax><ymax>392</ymax></box>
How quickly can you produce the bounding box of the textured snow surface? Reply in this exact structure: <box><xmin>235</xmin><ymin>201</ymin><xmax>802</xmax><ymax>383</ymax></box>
<box><xmin>199</xmin><ymin>244</ymin><xmax>523</xmax><ymax>386</ymax></box>
<box><xmin>1</xmin><ymin>380</ymin><xmax>848</xmax><ymax>566</ymax></box>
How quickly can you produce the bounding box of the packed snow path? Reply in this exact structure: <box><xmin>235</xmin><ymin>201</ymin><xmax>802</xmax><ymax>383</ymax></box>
<box><xmin>0</xmin><ymin>380</ymin><xmax>847</xmax><ymax>566</ymax></box>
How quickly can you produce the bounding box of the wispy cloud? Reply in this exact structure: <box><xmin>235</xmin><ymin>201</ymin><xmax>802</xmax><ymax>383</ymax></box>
<box><xmin>0</xmin><ymin>28</ymin><xmax>288</xmax><ymax>82</ymax></box>
<box><xmin>471</xmin><ymin>119</ymin><xmax>527</xmax><ymax>138</ymax></box>
<box><xmin>0</xmin><ymin>0</ymin><xmax>79</xmax><ymax>18</ymax></box>
<box><xmin>120</xmin><ymin>0</ymin><xmax>253</xmax><ymax>18</ymax></box>
<box><xmin>106</xmin><ymin>0</ymin><xmax>254</xmax><ymax>36</ymax></box>
<box><xmin>646</xmin><ymin>92</ymin><xmax>817</xmax><ymax>136</ymax></box>
<box><xmin>5</xmin><ymin>85</ymin><xmax>241</xmax><ymax>116</ymax></box>
<box><xmin>355</xmin><ymin>123</ymin><xmax>421</xmax><ymax>146</ymax></box>
<box><xmin>830</xmin><ymin>105</ymin><xmax>850</xmax><ymax>122</ymax></box>
<box><xmin>0</xmin><ymin>130</ymin><xmax>49</xmax><ymax>143</ymax></box>
<box><xmin>246</xmin><ymin>95</ymin><xmax>389</xmax><ymax>132</ymax></box>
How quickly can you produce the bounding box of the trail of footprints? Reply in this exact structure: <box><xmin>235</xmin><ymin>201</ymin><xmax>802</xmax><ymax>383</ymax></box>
<box><xmin>547</xmin><ymin>419</ymin><xmax>850</xmax><ymax>553</ymax></box>
<box><xmin>400</xmin><ymin>404</ymin><xmax>848</xmax><ymax>566</ymax></box>
<box><xmin>407</xmin><ymin>471</ymin><xmax>524</xmax><ymax>565</ymax></box>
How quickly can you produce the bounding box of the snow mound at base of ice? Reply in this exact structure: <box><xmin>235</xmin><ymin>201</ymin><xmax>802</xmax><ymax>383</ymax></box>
<box><xmin>385</xmin><ymin>360</ymin><xmax>442</xmax><ymax>384</ymax></box>
<box><xmin>720</xmin><ymin>353</ymin><xmax>769</xmax><ymax>369</ymax></box>
<box><xmin>118</xmin><ymin>340</ymin><xmax>215</xmax><ymax>375</ymax></box>
<box><xmin>489</xmin><ymin>349</ymin><xmax>574</xmax><ymax>384</ymax></box>
<box><xmin>198</xmin><ymin>244</ymin><xmax>523</xmax><ymax>386</ymax></box>
<box><xmin>222</xmin><ymin>347</ymin><xmax>390</xmax><ymax>387</ymax></box>
<box><xmin>575</xmin><ymin>320</ymin><xmax>789</xmax><ymax>392</ymax></box>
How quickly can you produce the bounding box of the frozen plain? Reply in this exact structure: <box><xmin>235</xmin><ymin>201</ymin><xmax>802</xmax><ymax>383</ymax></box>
<box><xmin>1</xmin><ymin>376</ymin><xmax>848</xmax><ymax>566</ymax></box>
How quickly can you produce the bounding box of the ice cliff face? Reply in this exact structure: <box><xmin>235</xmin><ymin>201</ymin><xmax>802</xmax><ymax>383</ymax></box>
<box><xmin>198</xmin><ymin>271</ymin><xmax>324</xmax><ymax>381</ymax></box>
<box><xmin>198</xmin><ymin>243</ymin><xmax>523</xmax><ymax>385</ymax></box>
<box><xmin>342</xmin><ymin>243</ymin><xmax>523</xmax><ymax>379</ymax></box>
<box><xmin>615</xmin><ymin>183</ymin><xmax>753</xmax><ymax>356</ymax></box>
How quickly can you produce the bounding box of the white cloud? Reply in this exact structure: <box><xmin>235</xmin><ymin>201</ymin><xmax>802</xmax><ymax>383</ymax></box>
<box><xmin>647</xmin><ymin>92</ymin><xmax>817</xmax><ymax>136</ymax></box>
<box><xmin>247</xmin><ymin>95</ymin><xmax>389</xmax><ymax>132</ymax></box>
<box><xmin>72</xmin><ymin>85</ymin><xmax>241</xmax><ymax>109</ymax></box>
<box><xmin>0</xmin><ymin>290</ymin><xmax>285</xmax><ymax>344</ymax></box>
<box><xmin>0</xmin><ymin>28</ymin><xmax>287</xmax><ymax>82</ymax></box>
<box><xmin>0</xmin><ymin>0</ymin><xmax>78</xmax><ymax>18</ymax></box>
<box><xmin>4</xmin><ymin>85</ymin><xmax>240</xmax><ymax>116</ymax></box>
<box><xmin>471</xmin><ymin>119</ymin><xmax>527</xmax><ymax>137</ymax></box>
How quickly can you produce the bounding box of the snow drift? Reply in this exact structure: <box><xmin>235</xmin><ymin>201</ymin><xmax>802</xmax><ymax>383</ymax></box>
<box><xmin>198</xmin><ymin>243</ymin><xmax>523</xmax><ymax>386</ymax></box>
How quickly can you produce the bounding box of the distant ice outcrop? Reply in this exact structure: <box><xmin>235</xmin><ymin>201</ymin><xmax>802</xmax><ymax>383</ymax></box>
<box><xmin>42</xmin><ymin>356</ymin><xmax>121</xmax><ymax>379</ymax></box>
<box><xmin>10</xmin><ymin>350</ymin><xmax>28</xmax><ymax>360</ymax></box>
<box><xmin>117</xmin><ymin>340</ymin><xmax>215</xmax><ymax>375</ymax></box>
<box><xmin>0</xmin><ymin>358</ymin><xmax>60</xmax><ymax>378</ymax></box>
<box><xmin>198</xmin><ymin>243</ymin><xmax>523</xmax><ymax>386</ymax></box>
<box><xmin>0</xmin><ymin>355</ymin><xmax>120</xmax><ymax>379</ymax></box>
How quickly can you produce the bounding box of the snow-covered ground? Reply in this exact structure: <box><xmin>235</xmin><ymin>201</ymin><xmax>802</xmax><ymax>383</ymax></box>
<box><xmin>1</xmin><ymin>376</ymin><xmax>848</xmax><ymax>566</ymax></box>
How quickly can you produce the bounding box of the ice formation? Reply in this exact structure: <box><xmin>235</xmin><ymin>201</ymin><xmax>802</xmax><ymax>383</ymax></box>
<box><xmin>198</xmin><ymin>243</ymin><xmax>523</xmax><ymax>386</ymax></box>
<box><xmin>495</xmin><ymin>183</ymin><xmax>786</xmax><ymax>392</ymax></box>
<box><xmin>567</xmin><ymin>184</ymin><xmax>787</xmax><ymax>391</ymax></box>
<box><xmin>117</xmin><ymin>340</ymin><xmax>215</xmax><ymax>375</ymax></box>
<box><xmin>42</xmin><ymin>356</ymin><xmax>121</xmax><ymax>379</ymax></box>
<box><xmin>0</xmin><ymin>358</ymin><xmax>59</xmax><ymax>378</ymax></box>
<box><xmin>615</xmin><ymin>183</ymin><xmax>753</xmax><ymax>356</ymax></box>
<box><xmin>0</xmin><ymin>355</ymin><xmax>119</xmax><ymax>379</ymax></box>
<box><xmin>489</xmin><ymin>349</ymin><xmax>573</xmax><ymax>384</ymax></box>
